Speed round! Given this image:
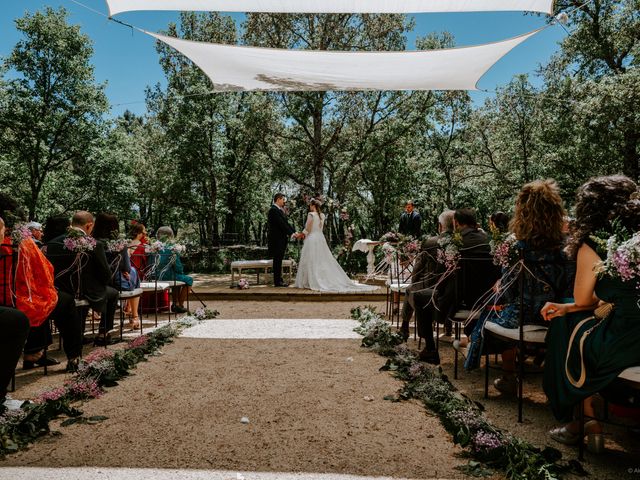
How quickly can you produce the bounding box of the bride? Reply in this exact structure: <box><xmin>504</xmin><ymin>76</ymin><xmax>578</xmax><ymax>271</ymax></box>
<box><xmin>294</xmin><ymin>199</ymin><xmax>378</xmax><ymax>292</ymax></box>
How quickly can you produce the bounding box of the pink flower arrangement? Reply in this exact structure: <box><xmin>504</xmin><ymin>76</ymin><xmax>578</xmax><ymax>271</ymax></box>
<box><xmin>169</xmin><ymin>243</ymin><xmax>186</xmax><ymax>254</ymax></box>
<box><xmin>339</xmin><ymin>209</ymin><xmax>350</xmax><ymax>221</ymax></box>
<box><xmin>597</xmin><ymin>232</ymin><xmax>640</xmax><ymax>287</ymax></box>
<box><xmin>437</xmin><ymin>232</ymin><xmax>463</xmax><ymax>270</ymax></box>
<box><xmin>403</xmin><ymin>240</ymin><xmax>420</xmax><ymax>254</ymax></box>
<box><xmin>128</xmin><ymin>334</ymin><xmax>149</xmax><ymax>349</ymax></box>
<box><xmin>105</xmin><ymin>237</ymin><xmax>129</xmax><ymax>253</ymax></box>
<box><xmin>491</xmin><ymin>233</ymin><xmax>518</xmax><ymax>268</ymax></box>
<box><xmin>380</xmin><ymin>231</ymin><xmax>400</xmax><ymax>243</ymax></box>
<box><xmin>65</xmin><ymin>379</ymin><xmax>103</xmax><ymax>399</ymax></box>
<box><xmin>471</xmin><ymin>431</ymin><xmax>504</xmax><ymax>454</ymax></box>
<box><xmin>10</xmin><ymin>224</ymin><xmax>32</xmax><ymax>244</ymax></box>
<box><xmin>83</xmin><ymin>348</ymin><xmax>115</xmax><ymax>364</ymax></box>
<box><xmin>238</xmin><ymin>278</ymin><xmax>250</xmax><ymax>290</ymax></box>
<box><xmin>34</xmin><ymin>386</ymin><xmax>67</xmax><ymax>404</ymax></box>
<box><xmin>63</xmin><ymin>235</ymin><xmax>97</xmax><ymax>253</ymax></box>
<box><xmin>144</xmin><ymin>240</ymin><xmax>165</xmax><ymax>254</ymax></box>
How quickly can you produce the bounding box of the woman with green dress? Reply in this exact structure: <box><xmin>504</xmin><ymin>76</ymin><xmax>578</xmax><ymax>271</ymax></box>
<box><xmin>541</xmin><ymin>175</ymin><xmax>640</xmax><ymax>453</ymax></box>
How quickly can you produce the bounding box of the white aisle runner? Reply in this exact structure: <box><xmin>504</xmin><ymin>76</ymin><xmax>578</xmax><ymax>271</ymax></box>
<box><xmin>0</xmin><ymin>467</ymin><xmax>414</xmax><ymax>480</ymax></box>
<box><xmin>181</xmin><ymin>318</ymin><xmax>361</xmax><ymax>339</ymax></box>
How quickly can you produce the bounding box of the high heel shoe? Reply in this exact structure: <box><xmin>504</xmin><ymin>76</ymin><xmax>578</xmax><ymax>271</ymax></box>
<box><xmin>128</xmin><ymin>318</ymin><xmax>141</xmax><ymax>330</ymax></box>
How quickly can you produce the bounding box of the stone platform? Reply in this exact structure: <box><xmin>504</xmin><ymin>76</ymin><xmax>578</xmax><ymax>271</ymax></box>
<box><xmin>190</xmin><ymin>273</ymin><xmax>386</xmax><ymax>302</ymax></box>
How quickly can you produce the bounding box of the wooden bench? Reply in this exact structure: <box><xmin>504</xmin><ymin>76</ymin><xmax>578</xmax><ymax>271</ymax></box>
<box><xmin>230</xmin><ymin>259</ymin><xmax>296</xmax><ymax>285</ymax></box>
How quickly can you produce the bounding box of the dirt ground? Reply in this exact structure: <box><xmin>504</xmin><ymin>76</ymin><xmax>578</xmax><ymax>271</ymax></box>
<box><xmin>3</xmin><ymin>300</ymin><xmax>640</xmax><ymax>479</ymax></box>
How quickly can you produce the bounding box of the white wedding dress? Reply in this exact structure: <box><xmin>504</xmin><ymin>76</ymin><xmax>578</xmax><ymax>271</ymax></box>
<box><xmin>294</xmin><ymin>212</ymin><xmax>378</xmax><ymax>292</ymax></box>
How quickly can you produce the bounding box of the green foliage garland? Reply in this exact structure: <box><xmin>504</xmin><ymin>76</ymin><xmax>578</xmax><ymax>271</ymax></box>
<box><xmin>351</xmin><ymin>306</ymin><xmax>584</xmax><ymax>480</ymax></box>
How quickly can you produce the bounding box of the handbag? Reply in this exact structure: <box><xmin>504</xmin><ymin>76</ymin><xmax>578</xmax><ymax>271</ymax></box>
<box><xmin>564</xmin><ymin>302</ymin><xmax>614</xmax><ymax>388</ymax></box>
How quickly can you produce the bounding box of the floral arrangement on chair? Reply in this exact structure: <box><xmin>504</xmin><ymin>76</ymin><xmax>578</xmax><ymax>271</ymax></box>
<box><xmin>170</xmin><ymin>243</ymin><xmax>187</xmax><ymax>254</ymax></box>
<box><xmin>105</xmin><ymin>236</ymin><xmax>129</xmax><ymax>253</ymax></box>
<box><xmin>237</xmin><ymin>278</ymin><xmax>250</xmax><ymax>290</ymax></box>
<box><xmin>144</xmin><ymin>240</ymin><xmax>165</xmax><ymax>254</ymax></box>
<box><xmin>10</xmin><ymin>223</ymin><xmax>33</xmax><ymax>244</ymax></box>
<box><xmin>489</xmin><ymin>231</ymin><xmax>519</xmax><ymax>268</ymax></box>
<box><xmin>379</xmin><ymin>231</ymin><xmax>400</xmax><ymax>243</ymax></box>
<box><xmin>436</xmin><ymin>231</ymin><xmax>463</xmax><ymax>270</ymax></box>
<box><xmin>63</xmin><ymin>229</ymin><xmax>96</xmax><ymax>252</ymax></box>
<box><xmin>591</xmin><ymin>227</ymin><xmax>640</xmax><ymax>288</ymax></box>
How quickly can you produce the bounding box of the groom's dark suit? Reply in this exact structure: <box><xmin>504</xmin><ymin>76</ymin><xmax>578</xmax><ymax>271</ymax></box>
<box><xmin>267</xmin><ymin>204</ymin><xmax>296</xmax><ymax>286</ymax></box>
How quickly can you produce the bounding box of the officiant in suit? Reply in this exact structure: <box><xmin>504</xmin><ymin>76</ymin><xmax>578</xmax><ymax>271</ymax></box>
<box><xmin>268</xmin><ymin>193</ymin><xmax>298</xmax><ymax>287</ymax></box>
<box><xmin>399</xmin><ymin>200</ymin><xmax>422</xmax><ymax>238</ymax></box>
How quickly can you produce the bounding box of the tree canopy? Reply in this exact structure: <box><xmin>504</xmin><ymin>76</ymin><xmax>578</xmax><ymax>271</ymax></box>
<box><xmin>0</xmin><ymin>4</ymin><xmax>637</xmax><ymax>250</ymax></box>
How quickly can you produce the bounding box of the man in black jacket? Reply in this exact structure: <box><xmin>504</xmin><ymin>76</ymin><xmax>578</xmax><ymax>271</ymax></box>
<box><xmin>413</xmin><ymin>208</ymin><xmax>493</xmax><ymax>364</ymax></box>
<box><xmin>267</xmin><ymin>193</ymin><xmax>300</xmax><ymax>287</ymax></box>
<box><xmin>399</xmin><ymin>200</ymin><xmax>422</xmax><ymax>238</ymax></box>
<box><xmin>46</xmin><ymin>211</ymin><xmax>118</xmax><ymax>345</ymax></box>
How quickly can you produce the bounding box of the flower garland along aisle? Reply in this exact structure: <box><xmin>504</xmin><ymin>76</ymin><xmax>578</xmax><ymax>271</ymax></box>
<box><xmin>351</xmin><ymin>306</ymin><xmax>586</xmax><ymax>480</ymax></box>
<box><xmin>0</xmin><ymin>307</ymin><xmax>219</xmax><ymax>457</ymax></box>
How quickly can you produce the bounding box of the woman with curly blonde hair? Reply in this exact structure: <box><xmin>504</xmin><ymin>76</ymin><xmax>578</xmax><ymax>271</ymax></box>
<box><xmin>464</xmin><ymin>180</ymin><xmax>575</xmax><ymax>395</ymax></box>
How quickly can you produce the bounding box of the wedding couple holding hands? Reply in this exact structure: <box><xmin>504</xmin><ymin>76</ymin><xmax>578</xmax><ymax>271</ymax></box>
<box><xmin>267</xmin><ymin>193</ymin><xmax>377</xmax><ymax>292</ymax></box>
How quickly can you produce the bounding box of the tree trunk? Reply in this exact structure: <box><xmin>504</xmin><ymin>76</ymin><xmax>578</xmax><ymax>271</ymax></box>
<box><xmin>312</xmin><ymin>93</ymin><xmax>324</xmax><ymax>196</ymax></box>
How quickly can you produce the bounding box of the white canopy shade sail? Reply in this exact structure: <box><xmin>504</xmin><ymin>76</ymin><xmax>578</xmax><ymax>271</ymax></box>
<box><xmin>106</xmin><ymin>0</ymin><xmax>555</xmax><ymax>16</ymax></box>
<box><xmin>146</xmin><ymin>29</ymin><xmax>540</xmax><ymax>92</ymax></box>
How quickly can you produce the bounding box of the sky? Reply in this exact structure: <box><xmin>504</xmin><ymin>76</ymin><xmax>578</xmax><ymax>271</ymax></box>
<box><xmin>1</xmin><ymin>1</ymin><xmax>567</xmax><ymax>117</ymax></box>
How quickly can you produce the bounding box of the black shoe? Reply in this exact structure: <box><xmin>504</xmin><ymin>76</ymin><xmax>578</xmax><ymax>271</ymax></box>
<box><xmin>418</xmin><ymin>348</ymin><xmax>441</xmax><ymax>365</ymax></box>
<box><xmin>23</xmin><ymin>356</ymin><xmax>60</xmax><ymax>369</ymax></box>
<box><xmin>171</xmin><ymin>304</ymin><xmax>187</xmax><ymax>313</ymax></box>
<box><xmin>274</xmin><ymin>282</ymin><xmax>289</xmax><ymax>288</ymax></box>
<box><xmin>399</xmin><ymin>322</ymin><xmax>409</xmax><ymax>341</ymax></box>
<box><xmin>36</xmin><ymin>356</ymin><xmax>60</xmax><ymax>367</ymax></box>
<box><xmin>65</xmin><ymin>358</ymin><xmax>80</xmax><ymax>373</ymax></box>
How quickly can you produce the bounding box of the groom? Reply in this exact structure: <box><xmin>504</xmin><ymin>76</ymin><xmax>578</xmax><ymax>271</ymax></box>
<box><xmin>268</xmin><ymin>193</ymin><xmax>302</xmax><ymax>287</ymax></box>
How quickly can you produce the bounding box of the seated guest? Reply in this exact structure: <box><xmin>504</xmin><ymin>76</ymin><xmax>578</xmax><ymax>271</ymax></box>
<box><xmin>541</xmin><ymin>175</ymin><xmax>640</xmax><ymax>451</ymax></box>
<box><xmin>0</xmin><ymin>206</ymin><xmax>82</xmax><ymax>372</ymax></box>
<box><xmin>26</xmin><ymin>221</ymin><xmax>44</xmax><ymax>247</ymax></box>
<box><xmin>93</xmin><ymin>213</ymin><xmax>141</xmax><ymax>330</ymax></box>
<box><xmin>128</xmin><ymin>221</ymin><xmax>148</xmax><ymax>277</ymax></box>
<box><xmin>155</xmin><ymin>226</ymin><xmax>192</xmax><ymax>314</ymax></box>
<box><xmin>464</xmin><ymin>180</ymin><xmax>575</xmax><ymax>396</ymax></box>
<box><xmin>42</xmin><ymin>215</ymin><xmax>71</xmax><ymax>244</ymax></box>
<box><xmin>0</xmin><ymin>202</ymin><xmax>56</xmax><ymax>368</ymax></box>
<box><xmin>414</xmin><ymin>208</ymin><xmax>492</xmax><ymax>364</ymax></box>
<box><xmin>0</xmin><ymin>307</ymin><xmax>30</xmax><ymax>414</ymax></box>
<box><xmin>46</xmin><ymin>211</ymin><xmax>117</xmax><ymax>346</ymax></box>
<box><xmin>489</xmin><ymin>211</ymin><xmax>510</xmax><ymax>234</ymax></box>
<box><xmin>399</xmin><ymin>209</ymin><xmax>454</xmax><ymax>340</ymax></box>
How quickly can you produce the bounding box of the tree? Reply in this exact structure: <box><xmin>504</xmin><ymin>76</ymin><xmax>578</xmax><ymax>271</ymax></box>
<box><xmin>243</xmin><ymin>13</ymin><xmax>427</xmax><ymax>197</ymax></box>
<box><xmin>149</xmin><ymin>12</ymin><xmax>276</xmax><ymax>244</ymax></box>
<box><xmin>545</xmin><ymin>0</ymin><xmax>640</xmax><ymax>179</ymax></box>
<box><xmin>0</xmin><ymin>7</ymin><xmax>108</xmax><ymax>219</ymax></box>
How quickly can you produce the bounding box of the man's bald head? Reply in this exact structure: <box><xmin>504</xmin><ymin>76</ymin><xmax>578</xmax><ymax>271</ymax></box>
<box><xmin>71</xmin><ymin>211</ymin><xmax>95</xmax><ymax>234</ymax></box>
